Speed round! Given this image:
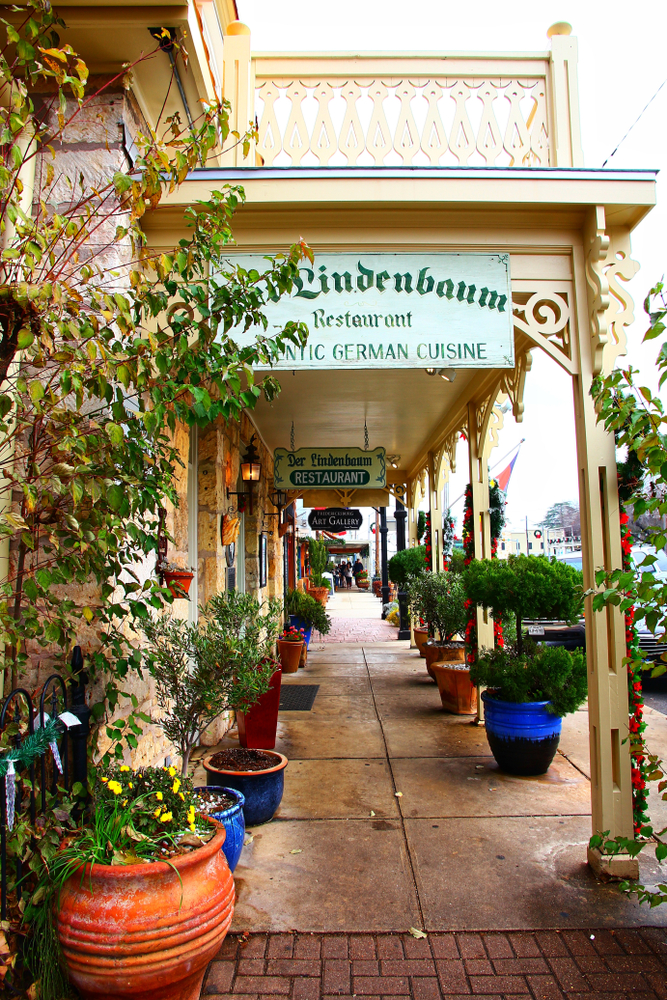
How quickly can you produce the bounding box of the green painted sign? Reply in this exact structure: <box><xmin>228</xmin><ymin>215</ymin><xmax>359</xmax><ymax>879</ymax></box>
<box><xmin>274</xmin><ymin>447</ymin><xmax>386</xmax><ymax>489</ymax></box>
<box><xmin>228</xmin><ymin>252</ymin><xmax>513</xmax><ymax>371</ymax></box>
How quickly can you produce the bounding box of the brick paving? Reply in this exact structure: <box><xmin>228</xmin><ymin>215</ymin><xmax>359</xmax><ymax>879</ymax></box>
<box><xmin>313</xmin><ymin>617</ymin><xmax>398</xmax><ymax>642</ymax></box>
<box><xmin>204</xmin><ymin>929</ymin><xmax>667</xmax><ymax>999</ymax></box>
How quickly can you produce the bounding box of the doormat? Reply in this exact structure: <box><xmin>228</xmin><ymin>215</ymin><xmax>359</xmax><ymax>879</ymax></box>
<box><xmin>279</xmin><ymin>685</ymin><xmax>320</xmax><ymax>711</ymax></box>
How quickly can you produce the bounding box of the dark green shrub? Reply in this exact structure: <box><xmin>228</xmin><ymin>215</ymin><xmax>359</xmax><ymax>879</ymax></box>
<box><xmin>448</xmin><ymin>549</ymin><xmax>466</xmax><ymax>575</ymax></box>
<box><xmin>285</xmin><ymin>588</ymin><xmax>331</xmax><ymax>634</ymax></box>
<box><xmin>463</xmin><ymin>555</ymin><xmax>583</xmax><ymax>653</ymax></box>
<box><xmin>308</xmin><ymin>537</ymin><xmax>329</xmax><ymax>586</ymax></box>
<box><xmin>469</xmin><ymin>642</ymin><xmax>587</xmax><ymax>717</ymax></box>
<box><xmin>388</xmin><ymin>546</ymin><xmax>426</xmax><ymax>587</ymax></box>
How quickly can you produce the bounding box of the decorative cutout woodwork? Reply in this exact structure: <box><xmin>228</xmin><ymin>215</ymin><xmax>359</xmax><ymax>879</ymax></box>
<box><xmin>255</xmin><ymin>76</ymin><xmax>552</xmax><ymax>168</ymax></box>
<box><xmin>500</xmin><ymin>349</ymin><xmax>533</xmax><ymax>423</ymax></box>
<box><xmin>512</xmin><ymin>289</ymin><xmax>571</xmax><ymax>372</ymax></box>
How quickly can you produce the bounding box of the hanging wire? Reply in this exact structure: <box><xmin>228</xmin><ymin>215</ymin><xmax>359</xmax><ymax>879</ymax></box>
<box><xmin>602</xmin><ymin>75</ymin><xmax>667</xmax><ymax>167</ymax></box>
<box><xmin>364</xmin><ymin>419</ymin><xmax>369</xmax><ymax>451</ymax></box>
<box><xmin>290</xmin><ymin>421</ymin><xmax>295</xmax><ymax>452</ymax></box>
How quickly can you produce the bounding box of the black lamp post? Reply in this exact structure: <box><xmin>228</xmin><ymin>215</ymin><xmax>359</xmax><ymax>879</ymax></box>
<box><xmin>394</xmin><ymin>498</ymin><xmax>411</xmax><ymax>640</ymax></box>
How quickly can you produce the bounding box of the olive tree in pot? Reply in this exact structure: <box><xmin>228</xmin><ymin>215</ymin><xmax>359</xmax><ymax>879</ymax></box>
<box><xmin>463</xmin><ymin>555</ymin><xmax>586</xmax><ymax>773</ymax></box>
<box><xmin>143</xmin><ymin>590</ymin><xmax>284</xmax><ymax>772</ymax></box>
<box><xmin>307</xmin><ymin>537</ymin><xmax>330</xmax><ymax>604</ymax></box>
<box><xmin>409</xmin><ymin>572</ymin><xmax>473</xmax><ymax>711</ymax></box>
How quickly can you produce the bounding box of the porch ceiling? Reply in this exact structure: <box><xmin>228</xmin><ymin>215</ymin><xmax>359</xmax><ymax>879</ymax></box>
<box><xmin>249</xmin><ymin>365</ymin><xmax>478</xmax><ymax>477</ymax></box>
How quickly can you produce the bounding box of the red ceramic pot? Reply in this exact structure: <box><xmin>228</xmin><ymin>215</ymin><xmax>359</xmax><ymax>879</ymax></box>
<box><xmin>237</xmin><ymin>667</ymin><xmax>282</xmax><ymax>749</ymax></box>
<box><xmin>56</xmin><ymin>819</ymin><xmax>234</xmax><ymax>1000</ymax></box>
<box><xmin>163</xmin><ymin>570</ymin><xmax>194</xmax><ymax>599</ymax></box>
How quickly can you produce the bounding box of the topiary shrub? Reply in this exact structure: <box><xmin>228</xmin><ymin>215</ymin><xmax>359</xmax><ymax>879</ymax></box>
<box><xmin>408</xmin><ymin>571</ymin><xmax>467</xmax><ymax>643</ymax></box>
<box><xmin>388</xmin><ymin>546</ymin><xmax>426</xmax><ymax>588</ymax></box>
<box><xmin>463</xmin><ymin>554</ymin><xmax>583</xmax><ymax>654</ymax></box>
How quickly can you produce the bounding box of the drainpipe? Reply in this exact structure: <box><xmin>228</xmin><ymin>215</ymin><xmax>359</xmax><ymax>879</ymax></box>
<box><xmin>0</xmin><ymin>127</ymin><xmax>36</xmax><ymax>697</ymax></box>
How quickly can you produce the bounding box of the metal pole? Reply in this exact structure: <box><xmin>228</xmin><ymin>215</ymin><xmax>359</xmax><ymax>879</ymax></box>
<box><xmin>69</xmin><ymin>645</ymin><xmax>91</xmax><ymax>795</ymax></box>
<box><xmin>380</xmin><ymin>506</ymin><xmax>389</xmax><ymax>617</ymax></box>
<box><xmin>394</xmin><ymin>499</ymin><xmax>410</xmax><ymax>639</ymax></box>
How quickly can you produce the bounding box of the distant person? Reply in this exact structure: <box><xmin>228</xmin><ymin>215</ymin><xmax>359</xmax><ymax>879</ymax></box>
<box><xmin>353</xmin><ymin>558</ymin><xmax>363</xmax><ymax>577</ymax></box>
<box><xmin>344</xmin><ymin>562</ymin><xmax>353</xmax><ymax>589</ymax></box>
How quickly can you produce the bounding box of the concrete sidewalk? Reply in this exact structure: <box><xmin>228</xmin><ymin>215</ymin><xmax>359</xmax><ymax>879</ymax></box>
<box><xmin>197</xmin><ymin>640</ymin><xmax>667</xmax><ymax>997</ymax></box>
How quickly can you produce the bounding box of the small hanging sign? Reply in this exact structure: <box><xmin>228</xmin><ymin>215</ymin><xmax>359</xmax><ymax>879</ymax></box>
<box><xmin>308</xmin><ymin>508</ymin><xmax>364</xmax><ymax>531</ymax></box>
<box><xmin>274</xmin><ymin>447</ymin><xmax>386</xmax><ymax>489</ymax></box>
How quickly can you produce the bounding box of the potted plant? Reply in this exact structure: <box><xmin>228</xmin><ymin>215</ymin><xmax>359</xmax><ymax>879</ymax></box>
<box><xmin>470</xmin><ymin>643</ymin><xmax>587</xmax><ymax>774</ymax></box>
<box><xmin>390</xmin><ymin>545</ymin><xmax>427</xmax><ymax>644</ymax></box>
<box><xmin>204</xmin><ymin>747</ymin><xmax>289</xmax><ymax>826</ymax></box>
<box><xmin>52</xmin><ymin>766</ymin><xmax>235</xmax><ymax>1000</ymax></box>
<box><xmin>277</xmin><ymin>624</ymin><xmax>306</xmax><ymax>673</ymax></box>
<box><xmin>143</xmin><ymin>590</ymin><xmax>284</xmax><ymax>769</ymax></box>
<box><xmin>194</xmin><ymin>786</ymin><xmax>246</xmax><ymax>872</ymax></box>
<box><xmin>356</xmin><ymin>569</ymin><xmax>370</xmax><ymax>589</ymax></box>
<box><xmin>286</xmin><ymin>587</ymin><xmax>332</xmax><ymax>646</ymax></box>
<box><xmin>372</xmin><ymin>574</ymin><xmax>382</xmax><ymax>597</ymax></box>
<box><xmin>307</xmin><ymin>537</ymin><xmax>330</xmax><ymax>605</ymax></box>
<box><xmin>464</xmin><ymin>554</ymin><xmax>586</xmax><ymax>772</ymax></box>
<box><xmin>160</xmin><ymin>562</ymin><xmax>195</xmax><ymax>599</ymax></box>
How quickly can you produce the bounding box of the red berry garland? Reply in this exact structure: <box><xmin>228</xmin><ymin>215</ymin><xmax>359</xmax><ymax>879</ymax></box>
<box><xmin>619</xmin><ymin>508</ymin><xmax>650</xmax><ymax>835</ymax></box>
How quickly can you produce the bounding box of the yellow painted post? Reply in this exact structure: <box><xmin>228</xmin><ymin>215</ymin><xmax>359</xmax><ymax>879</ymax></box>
<box><xmin>467</xmin><ymin>403</ymin><xmax>495</xmax><ymax>654</ymax></box>
<box><xmin>547</xmin><ymin>23</ymin><xmax>584</xmax><ymax>168</ymax></box>
<box><xmin>427</xmin><ymin>452</ymin><xmax>441</xmax><ymax>574</ymax></box>
<box><xmin>570</xmin><ymin>213</ymin><xmax>637</xmax><ymax>877</ymax></box>
<box><xmin>221</xmin><ymin>21</ymin><xmax>254</xmax><ymax>166</ymax></box>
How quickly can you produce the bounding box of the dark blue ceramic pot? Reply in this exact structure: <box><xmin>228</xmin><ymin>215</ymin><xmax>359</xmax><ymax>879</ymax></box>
<box><xmin>289</xmin><ymin>615</ymin><xmax>313</xmax><ymax>648</ymax></box>
<box><xmin>482</xmin><ymin>692</ymin><xmax>562</xmax><ymax>775</ymax></box>
<box><xmin>204</xmin><ymin>752</ymin><xmax>288</xmax><ymax>827</ymax></box>
<box><xmin>195</xmin><ymin>785</ymin><xmax>245</xmax><ymax>872</ymax></box>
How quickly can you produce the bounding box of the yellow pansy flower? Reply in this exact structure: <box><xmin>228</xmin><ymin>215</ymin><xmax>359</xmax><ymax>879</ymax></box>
<box><xmin>120</xmin><ymin>765</ymin><xmax>130</xmax><ymax>772</ymax></box>
<box><xmin>189</xmin><ymin>822</ymin><xmax>196</xmax><ymax>832</ymax></box>
<box><xmin>172</xmin><ymin>778</ymin><xmax>181</xmax><ymax>794</ymax></box>
<box><xmin>178</xmin><ymin>792</ymin><xmax>185</xmax><ymax>801</ymax></box>
<box><xmin>122</xmin><ymin>799</ymin><xmax>128</xmax><ymax>806</ymax></box>
<box><xmin>100</xmin><ymin>776</ymin><xmax>109</xmax><ymax>783</ymax></box>
<box><xmin>160</xmin><ymin>811</ymin><xmax>173</xmax><ymax>823</ymax></box>
<box><xmin>107</xmin><ymin>780</ymin><xmax>122</xmax><ymax>795</ymax></box>
<box><xmin>128</xmin><ymin>782</ymin><xmax>133</xmax><ymax>789</ymax></box>
<box><xmin>154</xmin><ymin>807</ymin><xmax>161</xmax><ymax>818</ymax></box>
<box><xmin>155</xmin><ymin>791</ymin><xmax>163</xmax><ymax>801</ymax></box>
<box><xmin>168</xmin><ymin>766</ymin><xmax>177</xmax><ymax>777</ymax></box>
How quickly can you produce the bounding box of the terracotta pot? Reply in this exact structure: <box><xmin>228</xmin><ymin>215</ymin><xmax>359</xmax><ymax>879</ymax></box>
<box><xmin>431</xmin><ymin>659</ymin><xmax>477</xmax><ymax>714</ymax></box>
<box><xmin>372</xmin><ymin>580</ymin><xmax>382</xmax><ymax>597</ymax></box>
<box><xmin>413</xmin><ymin>628</ymin><xmax>429</xmax><ymax>658</ymax></box>
<box><xmin>163</xmin><ymin>570</ymin><xmax>194</xmax><ymax>599</ymax></box>
<box><xmin>308</xmin><ymin>586</ymin><xmax>329</xmax><ymax>606</ymax></box>
<box><xmin>278</xmin><ymin>639</ymin><xmax>303</xmax><ymax>673</ymax></box>
<box><xmin>237</xmin><ymin>667</ymin><xmax>282</xmax><ymax>749</ymax></box>
<box><xmin>56</xmin><ymin>819</ymin><xmax>234</xmax><ymax>1000</ymax></box>
<box><xmin>423</xmin><ymin>641</ymin><xmax>464</xmax><ymax>679</ymax></box>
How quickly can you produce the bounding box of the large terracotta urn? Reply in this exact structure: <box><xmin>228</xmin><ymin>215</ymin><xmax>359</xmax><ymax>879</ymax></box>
<box><xmin>431</xmin><ymin>659</ymin><xmax>477</xmax><ymax>714</ymax></box>
<box><xmin>307</xmin><ymin>585</ymin><xmax>329</xmax><ymax>606</ymax></box>
<box><xmin>413</xmin><ymin>628</ymin><xmax>429</xmax><ymax>658</ymax></box>
<box><xmin>423</xmin><ymin>641</ymin><xmax>464</xmax><ymax>680</ymax></box>
<box><xmin>277</xmin><ymin>639</ymin><xmax>303</xmax><ymax>673</ymax></box>
<box><xmin>56</xmin><ymin>820</ymin><xmax>234</xmax><ymax>1000</ymax></box>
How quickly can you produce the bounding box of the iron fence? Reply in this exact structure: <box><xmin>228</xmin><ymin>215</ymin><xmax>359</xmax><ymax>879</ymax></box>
<box><xmin>0</xmin><ymin>646</ymin><xmax>89</xmax><ymax>920</ymax></box>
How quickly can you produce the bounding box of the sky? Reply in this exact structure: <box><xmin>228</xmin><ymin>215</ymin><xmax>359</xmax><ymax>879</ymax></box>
<box><xmin>237</xmin><ymin>0</ymin><xmax>667</xmax><ymax>532</ymax></box>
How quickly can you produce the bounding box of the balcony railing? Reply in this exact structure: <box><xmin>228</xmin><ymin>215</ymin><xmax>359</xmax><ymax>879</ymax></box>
<box><xmin>220</xmin><ymin>29</ymin><xmax>583</xmax><ymax>170</ymax></box>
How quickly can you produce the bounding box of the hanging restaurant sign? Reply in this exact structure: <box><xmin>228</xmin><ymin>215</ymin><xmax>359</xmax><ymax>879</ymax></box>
<box><xmin>229</xmin><ymin>253</ymin><xmax>513</xmax><ymax>371</ymax></box>
<box><xmin>274</xmin><ymin>447</ymin><xmax>386</xmax><ymax>489</ymax></box>
<box><xmin>308</xmin><ymin>508</ymin><xmax>364</xmax><ymax>531</ymax></box>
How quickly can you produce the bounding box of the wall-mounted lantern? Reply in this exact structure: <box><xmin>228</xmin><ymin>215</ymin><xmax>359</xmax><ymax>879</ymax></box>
<box><xmin>228</xmin><ymin>435</ymin><xmax>261</xmax><ymax>515</ymax></box>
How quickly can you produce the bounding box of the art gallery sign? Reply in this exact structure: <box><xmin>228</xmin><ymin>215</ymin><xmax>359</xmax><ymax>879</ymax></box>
<box><xmin>307</xmin><ymin>508</ymin><xmax>364</xmax><ymax>531</ymax></box>
<box><xmin>232</xmin><ymin>253</ymin><xmax>513</xmax><ymax>370</ymax></box>
<box><xmin>274</xmin><ymin>447</ymin><xmax>386</xmax><ymax>489</ymax></box>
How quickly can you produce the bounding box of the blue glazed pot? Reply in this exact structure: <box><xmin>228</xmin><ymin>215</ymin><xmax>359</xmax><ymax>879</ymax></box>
<box><xmin>204</xmin><ymin>751</ymin><xmax>288</xmax><ymax>827</ymax></box>
<box><xmin>194</xmin><ymin>785</ymin><xmax>245</xmax><ymax>872</ymax></box>
<box><xmin>289</xmin><ymin>615</ymin><xmax>313</xmax><ymax>648</ymax></box>
<box><xmin>482</xmin><ymin>692</ymin><xmax>562</xmax><ymax>776</ymax></box>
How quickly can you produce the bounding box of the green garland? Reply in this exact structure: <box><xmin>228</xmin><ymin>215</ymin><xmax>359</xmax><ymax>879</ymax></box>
<box><xmin>0</xmin><ymin>717</ymin><xmax>62</xmax><ymax>776</ymax></box>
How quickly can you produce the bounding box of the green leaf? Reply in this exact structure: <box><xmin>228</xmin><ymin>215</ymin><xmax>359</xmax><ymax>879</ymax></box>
<box><xmin>106</xmin><ymin>484</ymin><xmax>125</xmax><ymax>511</ymax></box>
<box><xmin>17</xmin><ymin>328</ymin><xmax>34</xmax><ymax>349</ymax></box>
<box><xmin>106</xmin><ymin>422</ymin><xmax>124</xmax><ymax>447</ymax></box>
<box><xmin>112</xmin><ymin>171</ymin><xmax>133</xmax><ymax>194</ymax></box>
<box><xmin>28</xmin><ymin>381</ymin><xmax>44</xmax><ymax>404</ymax></box>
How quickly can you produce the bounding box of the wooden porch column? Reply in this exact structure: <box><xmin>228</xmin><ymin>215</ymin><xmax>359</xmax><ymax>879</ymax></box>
<box><xmin>221</xmin><ymin>21</ymin><xmax>254</xmax><ymax>166</ymax></box>
<box><xmin>467</xmin><ymin>402</ymin><xmax>495</xmax><ymax>653</ymax></box>
<box><xmin>574</xmin><ymin>210</ymin><xmax>637</xmax><ymax>877</ymax></box>
<box><xmin>427</xmin><ymin>452</ymin><xmax>441</xmax><ymax>573</ymax></box>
